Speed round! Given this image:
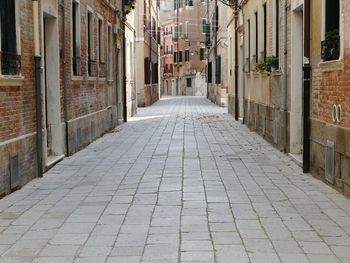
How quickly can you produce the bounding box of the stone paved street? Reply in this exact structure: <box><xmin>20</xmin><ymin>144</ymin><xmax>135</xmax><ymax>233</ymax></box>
<box><xmin>1</xmin><ymin>97</ymin><xmax>350</xmax><ymax>263</ymax></box>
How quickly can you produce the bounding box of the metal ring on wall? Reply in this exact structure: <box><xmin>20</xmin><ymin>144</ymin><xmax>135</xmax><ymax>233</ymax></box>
<box><xmin>336</xmin><ymin>104</ymin><xmax>342</xmax><ymax>123</ymax></box>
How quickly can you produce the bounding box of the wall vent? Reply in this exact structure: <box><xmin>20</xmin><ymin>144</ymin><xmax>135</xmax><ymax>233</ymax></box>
<box><xmin>10</xmin><ymin>155</ymin><xmax>20</xmax><ymax>190</ymax></box>
<box><xmin>325</xmin><ymin>140</ymin><xmax>335</xmax><ymax>184</ymax></box>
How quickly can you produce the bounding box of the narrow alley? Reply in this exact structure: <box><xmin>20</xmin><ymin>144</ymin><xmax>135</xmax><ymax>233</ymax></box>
<box><xmin>0</xmin><ymin>97</ymin><xmax>349</xmax><ymax>263</ymax></box>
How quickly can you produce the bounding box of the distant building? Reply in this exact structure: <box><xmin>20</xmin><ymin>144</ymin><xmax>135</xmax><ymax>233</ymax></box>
<box><xmin>135</xmin><ymin>0</ymin><xmax>160</xmax><ymax>107</ymax></box>
<box><xmin>173</xmin><ymin>0</ymin><xmax>207</xmax><ymax>96</ymax></box>
<box><xmin>161</xmin><ymin>19</ymin><xmax>176</xmax><ymax>96</ymax></box>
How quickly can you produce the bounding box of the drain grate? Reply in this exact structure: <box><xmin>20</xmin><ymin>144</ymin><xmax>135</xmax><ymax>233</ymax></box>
<box><xmin>325</xmin><ymin>140</ymin><xmax>335</xmax><ymax>184</ymax></box>
<box><xmin>10</xmin><ymin>155</ymin><xmax>19</xmax><ymax>190</ymax></box>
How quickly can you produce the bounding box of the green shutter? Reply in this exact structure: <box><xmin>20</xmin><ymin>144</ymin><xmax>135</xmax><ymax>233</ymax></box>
<box><xmin>202</xmin><ymin>18</ymin><xmax>206</xmax><ymax>33</ymax></box>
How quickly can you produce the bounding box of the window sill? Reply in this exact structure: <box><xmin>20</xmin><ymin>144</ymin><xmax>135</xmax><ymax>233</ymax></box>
<box><xmin>318</xmin><ymin>59</ymin><xmax>344</xmax><ymax>72</ymax></box>
<box><xmin>271</xmin><ymin>69</ymin><xmax>283</xmax><ymax>76</ymax></box>
<box><xmin>0</xmin><ymin>75</ymin><xmax>24</xmax><ymax>86</ymax></box>
<box><xmin>72</xmin><ymin>76</ymin><xmax>83</xmax><ymax>84</ymax></box>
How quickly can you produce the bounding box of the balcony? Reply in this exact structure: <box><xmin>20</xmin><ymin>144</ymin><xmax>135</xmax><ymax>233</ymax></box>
<box><xmin>321</xmin><ymin>36</ymin><xmax>340</xmax><ymax>61</ymax></box>
<box><xmin>0</xmin><ymin>51</ymin><xmax>21</xmax><ymax>76</ymax></box>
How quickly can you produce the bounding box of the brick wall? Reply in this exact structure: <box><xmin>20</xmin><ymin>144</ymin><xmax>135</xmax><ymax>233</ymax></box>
<box><xmin>0</xmin><ymin>0</ymin><xmax>37</xmax><ymax>194</ymax></box>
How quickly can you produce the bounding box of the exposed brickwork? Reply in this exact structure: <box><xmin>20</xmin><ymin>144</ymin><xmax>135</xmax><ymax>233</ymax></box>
<box><xmin>0</xmin><ymin>0</ymin><xmax>38</xmax><ymax>195</ymax></box>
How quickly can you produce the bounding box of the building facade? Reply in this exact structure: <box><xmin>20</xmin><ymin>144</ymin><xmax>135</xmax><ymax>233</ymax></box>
<box><xmin>173</xmin><ymin>0</ymin><xmax>207</xmax><ymax>96</ymax></box>
<box><xmin>228</xmin><ymin>0</ymin><xmax>350</xmax><ymax>196</ymax></box>
<box><xmin>161</xmin><ymin>19</ymin><xmax>176</xmax><ymax>96</ymax></box>
<box><xmin>0</xmin><ymin>0</ymin><xmax>129</xmax><ymax>196</ymax></box>
<box><xmin>208</xmin><ymin>0</ymin><xmax>228</xmax><ymax>106</ymax></box>
<box><xmin>135</xmin><ymin>0</ymin><xmax>160</xmax><ymax>107</ymax></box>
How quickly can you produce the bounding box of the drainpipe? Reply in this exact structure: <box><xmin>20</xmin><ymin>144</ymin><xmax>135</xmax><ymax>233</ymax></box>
<box><xmin>242</xmin><ymin>3</ymin><xmax>246</xmax><ymax>124</ymax></box>
<box><xmin>33</xmin><ymin>0</ymin><xmax>43</xmax><ymax>177</ymax></box>
<box><xmin>59</xmin><ymin>0</ymin><xmax>70</xmax><ymax>156</ymax></box>
<box><xmin>283</xmin><ymin>0</ymin><xmax>289</xmax><ymax>153</ymax></box>
<box><xmin>122</xmin><ymin>2</ymin><xmax>127</xmax><ymax>122</ymax></box>
<box><xmin>234</xmin><ymin>0</ymin><xmax>239</xmax><ymax>121</ymax></box>
<box><xmin>303</xmin><ymin>0</ymin><xmax>311</xmax><ymax>173</ymax></box>
<box><xmin>206</xmin><ymin>0</ymin><xmax>209</xmax><ymax>99</ymax></box>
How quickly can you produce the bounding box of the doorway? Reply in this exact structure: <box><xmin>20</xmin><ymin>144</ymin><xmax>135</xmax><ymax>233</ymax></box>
<box><xmin>290</xmin><ymin>6</ymin><xmax>303</xmax><ymax>159</ymax></box>
<box><xmin>43</xmin><ymin>15</ymin><xmax>63</xmax><ymax>163</ymax></box>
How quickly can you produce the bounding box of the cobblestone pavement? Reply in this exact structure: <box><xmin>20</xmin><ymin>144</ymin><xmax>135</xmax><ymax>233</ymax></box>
<box><xmin>0</xmin><ymin>97</ymin><xmax>350</xmax><ymax>263</ymax></box>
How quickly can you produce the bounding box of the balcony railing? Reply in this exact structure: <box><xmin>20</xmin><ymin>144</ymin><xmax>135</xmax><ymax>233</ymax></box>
<box><xmin>73</xmin><ymin>56</ymin><xmax>81</xmax><ymax>76</ymax></box>
<box><xmin>321</xmin><ymin>36</ymin><xmax>340</xmax><ymax>61</ymax></box>
<box><xmin>88</xmin><ymin>59</ymin><xmax>97</xmax><ymax>77</ymax></box>
<box><xmin>0</xmin><ymin>51</ymin><xmax>21</xmax><ymax>76</ymax></box>
<box><xmin>99</xmin><ymin>62</ymin><xmax>106</xmax><ymax>78</ymax></box>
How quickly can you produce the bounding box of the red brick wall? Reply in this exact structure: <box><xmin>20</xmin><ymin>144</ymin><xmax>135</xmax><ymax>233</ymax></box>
<box><xmin>59</xmin><ymin>0</ymin><xmax>117</xmax><ymax>121</ymax></box>
<box><xmin>0</xmin><ymin>0</ymin><xmax>38</xmax><ymax>194</ymax></box>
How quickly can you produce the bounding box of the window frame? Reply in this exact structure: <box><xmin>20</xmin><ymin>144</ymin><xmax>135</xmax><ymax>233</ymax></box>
<box><xmin>72</xmin><ymin>0</ymin><xmax>81</xmax><ymax>77</ymax></box>
<box><xmin>0</xmin><ymin>0</ymin><xmax>22</xmax><ymax>77</ymax></box>
<box><xmin>321</xmin><ymin>0</ymin><xmax>342</xmax><ymax>62</ymax></box>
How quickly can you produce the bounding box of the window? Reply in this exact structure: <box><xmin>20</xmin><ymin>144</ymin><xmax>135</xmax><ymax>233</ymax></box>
<box><xmin>178</xmin><ymin>51</ymin><xmax>183</xmax><ymax>62</ymax></box>
<box><xmin>275</xmin><ymin>0</ymin><xmax>279</xmax><ymax>61</ymax></box>
<box><xmin>174</xmin><ymin>51</ymin><xmax>177</xmax><ymax>63</ymax></box>
<box><xmin>322</xmin><ymin>0</ymin><xmax>340</xmax><ymax>61</ymax></box>
<box><xmin>215</xmin><ymin>55</ymin><xmax>221</xmax><ymax>84</ymax></box>
<box><xmin>186</xmin><ymin>78</ymin><xmax>192</xmax><ymax>87</ymax></box>
<box><xmin>263</xmin><ymin>4</ymin><xmax>267</xmax><ymax>61</ymax></box>
<box><xmin>98</xmin><ymin>18</ymin><xmax>105</xmax><ymax>77</ymax></box>
<box><xmin>185</xmin><ymin>21</ymin><xmax>189</xmax><ymax>38</ymax></box>
<box><xmin>153</xmin><ymin>63</ymin><xmax>158</xmax><ymax>84</ymax></box>
<box><xmin>185</xmin><ymin>50</ymin><xmax>189</xmax><ymax>62</ymax></box>
<box><xmin>107</xmin><ymin>25</ymin><xmax>113</xmax><ymax>79</ymax></box>
<box><xmin>208</xmin><ymin>62</ymin><xmax>212</xmax><ymax>83</ymax></box>
<box><xmin>72</xmin><ymin>1</ymin><xmax>81</xmax><ymax>76</ymax></box>
<box><xmin>175</xmin><ymin>25</ymin><xmax>178</xmax><ymax>39</ymax></box>
<box><xmin>255</xmin><ymin>12</ymin><xmax>258</xmax><ymax>63</ymax></box>
<box><xmin>87</xmin><ymin>11</ymin><xmax>95</xmax><ymax>76</ymax></box>
<box><xmin>0</xmin><ymin>0</ymin><xmax>20</xmax><ymax>75</ymax></box>
<box><xmin>144</xmin><ymin>57</ymin><xmax>150</xmax><ymax>84</ymax></box>
<box><xmin>200</xmin><ymin>48</ymin><xmax>205</xmax><ymax>60</ymax></box>
<box><xmin>202</xmin><ymin>18</ymin><xmax>207</xmax><ymax>33</ymax></box>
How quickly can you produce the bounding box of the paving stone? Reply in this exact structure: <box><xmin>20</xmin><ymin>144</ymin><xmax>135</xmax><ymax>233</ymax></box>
<box><xmin>0</xmin><ymin>97</ymin><xmax>350</xmax><ymax>262</ymax></box>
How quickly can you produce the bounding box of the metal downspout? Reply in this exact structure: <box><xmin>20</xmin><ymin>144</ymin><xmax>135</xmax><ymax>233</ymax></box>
<box><xmin>234</xmin><ymin>0</ymin><xmax>239</xmax><ymax>121</ymax></box>
<box><xmin>59</xmin><ymin>0</ymin><xmax>70</xmax><ymax>156</ymax></box>
<box><xmin>122</xmin><ymin>2</ymin><xmax>127</xmax><ymax>122</ymax></box>
<box><xmin>33</xmin><ymin>0</ymin><xmax>43</xmax><ymax>177</ymax></box>
<box><xmin>303</xmin><ymin>0</ymin><xmax>311</xmax><ymax>173</ymax></box>
<box><xmin>283</xmin><ymin>0</ymin><xmax>289</xmax><ymax>153</ymax></box>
